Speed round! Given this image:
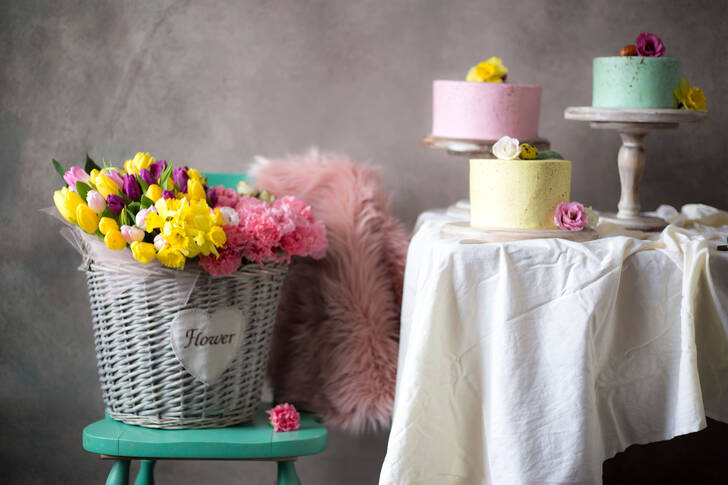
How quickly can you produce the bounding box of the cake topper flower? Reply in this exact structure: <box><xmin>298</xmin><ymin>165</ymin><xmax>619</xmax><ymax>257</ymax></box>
<box><xmin>554</xmin><ymin>201</ymin><xmax>587</xmax><ymax>231</ymax></box>
<box><xmin>519</xmin><ymin>143</ymin><xmax>538</xmax><ymax>160</ymax></box>
<box><xmin>266</xmin><ymin>403</ymin><xmax>300</xmax><ymax>432</ymax></box>
<box><xmin>492</xmin><ymin>135</ymin><xmax>521</xmax><ymax>160</ymax></box>
<box><xmin>466</xmin><ymin>57</ymin><xmax>508</xmax><ymax>83</ymax></box>
<box><xmin>674</xmin><ymin>77</ymin><xmax>707</xmax><ymax>112</ymax></box>
<box><xmin>635</xmin><ymin>32</ymin><xmax>665</xmax><ymax>57</ymax></box>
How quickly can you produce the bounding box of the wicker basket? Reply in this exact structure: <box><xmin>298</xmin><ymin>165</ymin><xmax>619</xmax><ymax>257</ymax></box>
<box><xmin>85</xmin><ymin>261</ymin><xmax>287</xmax><ymax>429</ymax></box>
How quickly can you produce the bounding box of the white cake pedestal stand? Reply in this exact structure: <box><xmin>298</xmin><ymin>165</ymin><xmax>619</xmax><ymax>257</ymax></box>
<box><xmin>564</xmin><ymin>107</ymin><xmax>707</xmax><ymax>231</ymax></box>
<box><xmin>422</xmin><ymin>134</ymin><xmax>551</xmax><ymax>218</ymax></box>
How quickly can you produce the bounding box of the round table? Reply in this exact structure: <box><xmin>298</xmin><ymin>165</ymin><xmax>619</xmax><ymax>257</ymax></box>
<box><xmin>379</xmin><ymin>204</ymin><xmax>728</xmax><ymax>485</ymax></box>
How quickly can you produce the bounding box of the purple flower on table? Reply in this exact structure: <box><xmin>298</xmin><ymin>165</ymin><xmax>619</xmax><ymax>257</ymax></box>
<box><xmin>139</xmin><ymin>168</ymin><xmax>156</xmax><ymax>187</ymax></box>
<box><xmin>554</xmin><ymin>201</ymin><xmax>587</xmax><ymax>231</ymax></box>
<box><xmin>149</xmin><ymin>160</ymin><xmax>167</xmax><ymax>181</ymax></box>
<box><xmin>107</xmin><ymin>194</ymin><xmax>126</xmax><ymax>215</ymax></box>
<box><xmin>173</xmin><ymin>167</ymin><xmax>189</xmax><ymax>193</ymax></box>
<box><xmin>635</xmin><ymin>32</ymin><xmax>665</xmax><ymax>57</ymax></box>
<box><xmin>162</xmin><ymin>190</ymin><xmax>175</xmax><ymax>200</ymax></box>
<box><xmin>122</xmin><ymin>174</ymin><xmax>142</xmax><ymax>201</ymax></box>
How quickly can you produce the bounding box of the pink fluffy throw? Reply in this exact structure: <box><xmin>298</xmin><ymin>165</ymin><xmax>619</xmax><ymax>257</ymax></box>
<box><xmin>252</xmin><ymin>150</ymin><xmax>408</xmax><ymax>433</ymax></box>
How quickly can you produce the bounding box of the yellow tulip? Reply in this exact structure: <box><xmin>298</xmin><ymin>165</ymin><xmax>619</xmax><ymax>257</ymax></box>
<box><xmin>75</xmin><ymin>203</ymin><xmax>99</xmax><ymax>233</ymax></box>
<box><xmin>186</xmin><ymin>178</ymin><xmax>207</xmax><ymax>201</ymax></box>
<box><xmin>104</xmin><ymin>229</ymin><xmax>127</xmax><ymax>250</ymax></box>
<box><xmin>130</xmin><ymin>241</ymin><xmax>156</xmax><ymax>264</ymax></box>
<box><xmin>124</xmin><ymin>152</ymin><xmax>155</xmax><ymax>175</ymax></box>
<box><xmin>157</xmin><ymin>246</ymin><xmax>185</xmax><ymax>270</ymax></box>
<box><xmin>94</xmin><ymin>173</ymin><xmax>120</xmax><ymax>198</ymax></box>
<box><xmin>53</xmin><ymin>188</ymin><xmax>83</xmax><ymax>223</ymax></box>
<box><xmin>187</xmin><ymin>168</ymin><xmax>202</xmax><ymax>181</ymax></box>
<box><xmin>98</xmin><ymin>217</ymin><xmax>119</xmax><ymax>235</ymax></box>
<box><xmin>146</xmin><ymin>184</ymin><xmax>163</xmax><ymax>202</ymax></box>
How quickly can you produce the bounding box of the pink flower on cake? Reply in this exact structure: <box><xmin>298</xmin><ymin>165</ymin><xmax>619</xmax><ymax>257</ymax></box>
<box><xmin>554</xmin><ymin>201</ymin><xmax>587</xmax><ymax>231</ymax></box>
<box><xmin>635</xmin><ymin>32</ymin><xmax>665</xmax><ymax>57</ymax></box>
<box><xmin>266</xmin><ymin>403</ymin><xmax>300</xmax><ymax>432</ymax></box>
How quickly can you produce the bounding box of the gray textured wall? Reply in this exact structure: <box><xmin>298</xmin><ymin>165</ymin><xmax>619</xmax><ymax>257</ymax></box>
<box><xmin>1</xmin><ymin>1</ymin><xmax>726</xmax><ymax>483</ymax></box>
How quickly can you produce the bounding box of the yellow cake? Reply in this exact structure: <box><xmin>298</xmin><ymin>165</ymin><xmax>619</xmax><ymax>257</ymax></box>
<box><xmin>469</xmin><ymin>158</ymin><xmax>571</xmax><ymax>229</ymax></box>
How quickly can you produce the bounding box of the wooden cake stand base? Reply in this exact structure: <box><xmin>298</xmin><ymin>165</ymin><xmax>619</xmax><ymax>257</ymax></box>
<box><xmin>441</xmin><ymin>221</ymin><xmax>598</xmax><ymax>243</ymax></box>
<box><xmin>564</xmin><ymin>107</ymin><xmax>707</xmax><ymax>232</ymax></box>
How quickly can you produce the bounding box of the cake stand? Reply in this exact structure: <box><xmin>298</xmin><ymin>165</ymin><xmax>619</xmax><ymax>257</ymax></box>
<box><xmin>422</xmin><ymin>134</ymin><xmax>552</xmax><ymax>218</ymax></box>
<box><xmin>564</xmin><ymin>107</ymin><xmax>707</xmax><ymax>231</ymax></box>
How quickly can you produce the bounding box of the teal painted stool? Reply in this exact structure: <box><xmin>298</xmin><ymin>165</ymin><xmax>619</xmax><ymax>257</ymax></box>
<box><xmin>83</xmin><ymin>406</ymin><xmax>327</xmax><ymax>485</ymax></box>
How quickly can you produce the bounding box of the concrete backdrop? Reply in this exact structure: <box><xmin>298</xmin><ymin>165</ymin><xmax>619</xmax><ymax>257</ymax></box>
<box><xmin>1</xmin><ymin>0</ymin><xmax>726</xmax><ymax>483</ymax></box>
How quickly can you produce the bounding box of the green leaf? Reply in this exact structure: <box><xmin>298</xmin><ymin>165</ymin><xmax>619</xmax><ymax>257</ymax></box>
<box><xmin>128</xmin><ymin>202</ymin><xmax>141</xmax><ymax>212</ymax></box>
<box><xmin>159</xmin><ymin>163</ymin><xmax>174</xmax><ymax>188</ymax></box>
<box><xmin>76</xmin><ymin>181</ymin><xmax>92</xmax><ymax>201</ymax></box>
<box><xmin>140</xmin><ymin>195</ymin><xmax>154</xmax><ymax>209</ymax></box>
<box><xmin>85</xmin><ymin>154</ymin><xmax>101</xmax><ymax>173</ymax></box>
<box><xmin>536</xmin><ymin>150</ymin><xmax>564</xmax><ymax>160</ymax></box>
<box><xmin>52</xmin><ymin>158</ymin><xmax>66</xmax><ymax>181</ymax></box>
<box><xmin>136</xmin><ymin>174</ymin><xmax>149</xmax><ymax>193</ymax></box>
<box><xmin>101</xmin><ymin>208</ymin><xmax>114</xmax><ymax>219</ymax></box>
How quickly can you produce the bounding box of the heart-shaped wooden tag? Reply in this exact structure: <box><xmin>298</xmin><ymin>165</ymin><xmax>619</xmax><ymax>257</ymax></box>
<box><xmin>170</xmin><ymin>307</ymin><xmax>246</xmax><ymax>385</ymax></box>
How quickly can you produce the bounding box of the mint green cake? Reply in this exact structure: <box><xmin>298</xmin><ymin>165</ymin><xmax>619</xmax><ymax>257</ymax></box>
<box><xmin>593</xmin><ymin>57</ymin><xmax>681</xmax><ymax>108</ymax></box>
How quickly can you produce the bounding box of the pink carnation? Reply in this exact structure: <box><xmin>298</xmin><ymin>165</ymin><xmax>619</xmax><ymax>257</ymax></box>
<box><xmin>635</xmin><ymin>32</ymin><xmax>665</xmax><ymax>58</ymax></box>
<box><xmin>554</xmin><ymin>201</ymin><xmax>587</xmax><ymax>231</ymax></box>
<box><xmin>199</xmin><ymin>247</ymin><xmax>243</xmax><ymax>276</ymax></box>
<box><xmin>214</xmin><ymin>186</ymin><xmax>240</xmax><ymax>208</ymax></box>
<box><xmin>266</xmin><ymin>403</ymin><xmax>300</xmax><ymax>432</ymax></box>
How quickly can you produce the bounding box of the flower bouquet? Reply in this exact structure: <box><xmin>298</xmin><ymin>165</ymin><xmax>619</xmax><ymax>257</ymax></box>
<box><xmin>51</xmin><ymin>152</ymin><xmax>327</xmax><ymax>428</ymax></box>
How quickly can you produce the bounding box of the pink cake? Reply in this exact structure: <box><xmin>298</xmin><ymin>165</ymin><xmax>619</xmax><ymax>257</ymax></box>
<box><xmin>432</xmin><ymin>81</ymin><xmax>542</xmax><ymax>140</ymax></box>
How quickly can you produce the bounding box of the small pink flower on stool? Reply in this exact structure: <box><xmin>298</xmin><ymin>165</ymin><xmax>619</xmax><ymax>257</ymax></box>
<box><xmin>266</xmin><ymin>403</ymin><xmax>300</xmax><ymax>432</ymax></box>
<box><xmin>554</xmin><ymin>201</ymin><xmax>587</xmax><ymax>231</ymax></box>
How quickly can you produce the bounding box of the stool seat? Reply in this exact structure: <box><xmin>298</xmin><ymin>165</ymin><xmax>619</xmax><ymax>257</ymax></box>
<box><xmin>83</xmin><ymin>404</ymin><xmax>327</xmax><ymax>484</ymax></box>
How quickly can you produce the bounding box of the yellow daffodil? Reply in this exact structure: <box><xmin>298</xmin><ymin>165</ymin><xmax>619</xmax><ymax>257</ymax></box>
<box><xmin>53</xmin><ymin>187</ymin><xmax>84</xmax><ymax>223</ymax></box>
<box><xmin>466</xmin><ymin>57</ymin><xmax>509</xmax><ymax>83</ymax></box>
<box><xmin>124</xmin><ymin>152</ymin><xmax>155</xmax><ymax>175</ymax></box>
<box><xmin>98</xmin><ymin>217</ymin><xmax>119</xmax><ymax>235</ymax></box>
<box><xmin>75</xmin><ymin>203</ymin><xmax>99</xmax><ymax>233</ymax></box>
<box><xmin>130</xmin><ymin>241</ymin><xmax>157</xmax><ymax>264</ymax></box>
<box><xmin>519</xmin><ymin>143</ymin><xmax>539</xmax><ymax>160</ymax></box>
<box><xmin>674</xmin><ymin>77</ymin><xmax>707</xmax><ymax>112</ymax></box>
<box><xmin>104</xmin><ymin>229</ymin><xmax>127</xmax><ymax>250</ymax></box>
<box><xmin>157</xmin><ymin>246</ymin><xmax>185</xmax><ymax>269</ymax></box>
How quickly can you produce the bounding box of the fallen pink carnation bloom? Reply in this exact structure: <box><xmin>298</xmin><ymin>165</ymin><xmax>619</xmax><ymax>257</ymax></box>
<box><xmin>266</xmin><ymin>403</ymin><xmax>300</xmax><ymax>432</ymax></box>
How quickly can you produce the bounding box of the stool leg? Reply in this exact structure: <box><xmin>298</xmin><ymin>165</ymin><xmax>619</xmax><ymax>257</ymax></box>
<box><xmin>134</xmin><ymin>460</ymin><xmax>156</xmax><ymax>485</ymax></box>
<box><xmin>105</xmin><ymin>459</ymin><xmax>130</xmax><ymax>485</ymax></box>
<box><xmin>276</xmin><ymin>460</ymin><xmax>301</xmax><ymax>485</ymax></box>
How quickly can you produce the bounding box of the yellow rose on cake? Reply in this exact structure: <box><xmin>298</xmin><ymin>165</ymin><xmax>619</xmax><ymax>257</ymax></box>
<box><xmin>466</xmin><ymin>57</ymin><xmax>509</xmax><ymax>83</ymax></box>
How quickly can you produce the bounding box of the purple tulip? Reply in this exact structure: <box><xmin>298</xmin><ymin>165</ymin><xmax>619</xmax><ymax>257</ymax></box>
<box><xmin>207</xmin><ymin>187</ymin><xmax>218</xmax><ymax>207</ymax></box>
<box><xmin>139</xmin><ymin>168</ymin><xmax>156</xmax><ymax>186</ymax></box>
<box><xmin>173</xmin><ymin>167</ymin><xmax>189</xmax><ymax>193</ymax></box>
<box><xmin>107</xmin><ymin>194</ymin><xmax>126</xmax><ymax>215</ymax></box>
<box><xmin>162</xmin><ymin>190</ymin><xmax>175</xmax><ymax>200</ymax></box>
<box><xmin>149</xmin><ymin>160</ymin><xmax>167</xmax><ymax>181</ymax></box>
<box><xmin>122</xmin><ymin>174</ymin><xmax>142</xmax><ymax>201</ymax></box>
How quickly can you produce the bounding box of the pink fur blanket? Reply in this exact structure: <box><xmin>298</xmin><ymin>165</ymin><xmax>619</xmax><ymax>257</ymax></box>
<box><xmin>251</xmin><ymin>151</ymin><xmax>409</xmax><ymax>433</ymax></box>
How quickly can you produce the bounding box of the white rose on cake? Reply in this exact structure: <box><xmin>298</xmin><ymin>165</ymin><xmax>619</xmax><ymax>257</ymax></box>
<box><xmin>492</xmin><ymin>135</ymin><xmax>521</xmax><ymax>160</ymax></box>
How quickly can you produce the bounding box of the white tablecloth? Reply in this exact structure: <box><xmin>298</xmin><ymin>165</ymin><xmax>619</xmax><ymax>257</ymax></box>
<box><xmin>380</xmin><ymin>205</ymin><xmax>728</xmax><ymax>485</ymax></box>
